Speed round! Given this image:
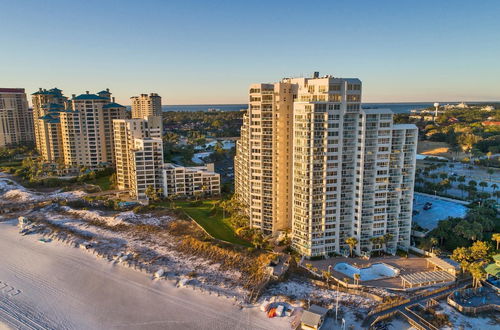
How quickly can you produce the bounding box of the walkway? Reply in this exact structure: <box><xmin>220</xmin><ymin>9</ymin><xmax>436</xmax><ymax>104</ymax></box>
<box><xmin>363</xmin><ymin>281</ymin><xmax>470</xmax><ymax>329</ymax></box>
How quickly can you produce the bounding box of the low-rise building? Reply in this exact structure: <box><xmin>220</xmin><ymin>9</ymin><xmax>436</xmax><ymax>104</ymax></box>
<box><xmin>162</xmin><ymin>163</ymin><xmax>220</xmax><ymax>198</ymax></box>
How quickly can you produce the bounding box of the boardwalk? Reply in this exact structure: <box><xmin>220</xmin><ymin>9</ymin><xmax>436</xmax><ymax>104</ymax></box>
<box><xmin>364</xmin><ymin>281</ymin><xmax>470</xmax><ymax>329</ymax></box>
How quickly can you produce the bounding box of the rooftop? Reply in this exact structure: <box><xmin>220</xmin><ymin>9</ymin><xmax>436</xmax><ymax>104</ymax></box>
<box><xmin>72</xmin><ymin>94</ymin><xmax>108</xmax><ymax>101</ymax></box>
<box><xmin>103</xmin><ymin>102</ymin><xmax>125</xmax><ymax>109</ymax></box>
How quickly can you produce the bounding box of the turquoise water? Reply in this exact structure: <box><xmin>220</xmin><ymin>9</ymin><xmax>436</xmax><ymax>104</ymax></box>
<box><xmin>334</xmin><ymin>262</ymin><xmax>399</xmax><ymax>281</ymax></box>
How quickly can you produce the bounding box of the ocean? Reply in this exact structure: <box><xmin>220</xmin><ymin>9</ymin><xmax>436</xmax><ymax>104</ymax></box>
<box><xmin>160</xmin><ymin>102</ymin><xmax>457</xmax><ymax>114</ymax></box>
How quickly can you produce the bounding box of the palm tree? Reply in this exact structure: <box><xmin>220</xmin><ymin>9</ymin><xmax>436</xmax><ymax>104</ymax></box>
<box><xmin>468</xmin><ymin>180</ymin><xmax>477</xmax><ymax>188</ymax></box>
<box><xmin>492</xmin><ymin>233</ymin><xmax>500</xmax><ymax>250</ymax></box>
<box><xmin>479</xmin><ymin>181</ymin><xmax>488</xmax><ymax>192</ymax></box>
<box><xmin>469</xmin><ymin>262</ymin><xmax>487</xmax><ymax>288</ymax></box>
<box><xmin>458</xmin><ymin>183</ymin><xmax>467</xmax><ymax>199</ymax></box>
<box><xmin>492</xmin><ymin>183</ymin><xmax>498</xmax><ymax>192</ymax></box>
<box><xmin>430</xmin><ymin>237</ymin><xmax>439</xmax><ymax>253</ymax></box>
<box><xmin>345</xmin><ymin>237</ymin><xmax>358</xmax><ymax>257</ymax></box>
<box><xmin>451</xmin><ymin>247</ymin><xmax>471</xmax><ymax>275</ymax></box>
<box><xmin>322</xmin><ymin>270</ymin><xmax>332</xmax><ymax>286</ymax></box>
<box><xmin>382</xmin><ymin>233</ymin><xmax>394</xmax><ymax>251</ymax></box>
<box><xmin>353</xmin><ymin>273</ymin><xmax>361</xmax><ymax>286</ymax></box>
<box><xmin>495</xmin><ymin>191</ymin><xmax>500</xmax><ymax>203</ymax></box>
<box><xmin>487</xmin><ymin>168</ymin><xmax>494</xmax><ymax>181</ymax></box>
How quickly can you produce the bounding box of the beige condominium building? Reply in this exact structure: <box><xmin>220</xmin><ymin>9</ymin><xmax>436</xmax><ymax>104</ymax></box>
<box><xmin>0</xmin><ymin>88</ymin><xmax>34</xmax><ymax>147</ymax></box>
<box><xmin>163</xmin><ymin>163</ymin><xmax>220</xmax><ymax>198</ymax></box>
<box><xmin>60</xmin><ymin>90</ymin><xmax>128</xmax><ymax>168</ymax></box>
<box><xmin>235</xmin><ymin>73</ymin><xmax>417</xmax><ymax>257</ymax></box>
<box><xmin>113</xmin><ymin>116</ymin><xmax>163</xmax><ymax>199</ymax></box>
<box><xmin>32</xmin><ymin>88</ymin><xmax>67</xmax><ymax>163</ymax></box>
<box><xmin>33</xmin><ymin>88</ymin><xmax>128</xmax><ymax>168</ymax></box>
<box><xmin>130</xmin><ymin>93</ymin><xmax>162</xmax><ymax>118</ymax></box>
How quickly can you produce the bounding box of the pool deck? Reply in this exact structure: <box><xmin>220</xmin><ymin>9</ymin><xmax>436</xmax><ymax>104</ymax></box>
<box><xmin>310</xmin><ymin>255</ymin><xmax>431</xmax><ymax>289</ymax></box>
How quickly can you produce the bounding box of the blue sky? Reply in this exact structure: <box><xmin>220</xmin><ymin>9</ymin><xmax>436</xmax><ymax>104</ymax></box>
<box><xmin>1</xmin><ymin>0</ymin><xmax>499</xmax><ymax>104</ymax></box>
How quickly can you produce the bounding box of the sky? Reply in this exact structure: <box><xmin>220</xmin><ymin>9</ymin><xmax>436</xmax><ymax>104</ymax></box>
<box><xmin>1</xmin><ymin>0</ymin><xmax>500</xmax><ymax>105</ymax></box>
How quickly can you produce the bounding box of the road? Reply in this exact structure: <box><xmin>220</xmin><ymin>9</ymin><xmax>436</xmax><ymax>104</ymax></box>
<box><xmin>0</xmin><ymin>220</ymin><xmax>288</xmax><ymax>330</ymax></box>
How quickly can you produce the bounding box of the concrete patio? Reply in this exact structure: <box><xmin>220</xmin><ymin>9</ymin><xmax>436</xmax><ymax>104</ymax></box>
<box><xmin>309</xmin><ymin>255</ymin><xmax>432</xmax><ymax>289</ymax></box>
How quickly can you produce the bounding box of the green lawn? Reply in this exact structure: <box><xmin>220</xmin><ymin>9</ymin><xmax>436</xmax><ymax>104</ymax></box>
<box><xmin>175</xmin><ymin>200</ymin><xmax>251</xmax><ymax>246</ymax></box>
<box><xmin>93</xmin><ymin>175</ymin><xmax>112</xmax><ymax>191</ymax></box>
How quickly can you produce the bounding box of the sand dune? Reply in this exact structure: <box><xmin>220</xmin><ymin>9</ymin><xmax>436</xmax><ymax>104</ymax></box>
<box><xmin>0</xmin><ymin>221</ymin><xmax>289</xmax><ymax>330</ymax></box>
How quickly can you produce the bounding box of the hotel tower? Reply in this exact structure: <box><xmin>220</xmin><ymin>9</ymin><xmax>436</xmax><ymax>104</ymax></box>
<box><xmin>235</xmin><ymin>73</ymin><xmax>417</xmax><ymax>257</ymax></box>
<box><xmin>130</xmin><ymin>93</ymin><xmax>162</xmax><ymax>119</ymax></box>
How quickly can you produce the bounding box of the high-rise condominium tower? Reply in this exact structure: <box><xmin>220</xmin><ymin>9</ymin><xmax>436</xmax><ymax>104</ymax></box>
<box><xmin>60</xmin><ymin>90</ymin><xmax>128</xmax><ymax>168</ymax></box>
<box><xmin>33</xmin><ymin>88</ymin><xmax>128</xmax><ymax>167</ymax></box>
<box><xmin>113</xmin><ymin>116</ymin><xmax>163</xmax><ymax>199</ymax></box>
<box><xmin>130</xmin><ymin>93</ymin><xmax>162</xmax><ymax>119</ymax></box>
<box><xmin>0</xmin><ymin>88</ymin><xmax>34</xmax><ymax>147</ymax></box>
<box><xmin>235</xmin><ymin>73</ymin><xmax>417</xmax><ymax>257</ymax></box>
<box><xmin>32</xmin><ymin>88</ymin><xmax>67</xmax><ymax>162</ymax></box>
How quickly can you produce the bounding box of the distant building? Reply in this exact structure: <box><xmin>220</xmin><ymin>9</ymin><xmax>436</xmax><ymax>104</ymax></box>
<box><xmin>163</xmin><ymin>163</ymin><xmax>220</xmax><ymax>198</ymax></box>
<box><xmin>235</xmin><ymin>73</ymin><xmax>417</xmax><ymax>257</ymax></box>
<box><xmin>130</xmin><ymin>93</ymin><xmax>162</xmax><ymax>118</ymax></box>
<box><xmin>0</xmin><ymin>88</ymin><xmax>34</xmax><ymax>147</ymax></box>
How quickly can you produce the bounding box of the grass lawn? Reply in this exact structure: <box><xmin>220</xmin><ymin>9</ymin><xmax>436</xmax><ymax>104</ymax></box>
<box><xmin>175</xmin><ymin>200</ymin><xmax>251</xmax><ymax>246</ymax></box>
<box><xmin>93</xmin><ymin>175</ymin><xmax>112</xmax><ymax>191</ymax></box>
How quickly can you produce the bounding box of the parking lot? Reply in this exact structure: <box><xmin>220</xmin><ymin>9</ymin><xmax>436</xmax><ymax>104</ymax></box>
<box><xmin>412</xmin><ymin>193</ymin><xmax>468</xmax><ymax>230</ymax></box>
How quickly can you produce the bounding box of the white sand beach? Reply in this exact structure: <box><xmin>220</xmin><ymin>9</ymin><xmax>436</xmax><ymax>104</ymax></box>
<box><xmin>0</xmin><ymin>220</ymin><xmax>289</xmax><ymax>330</ymax></box>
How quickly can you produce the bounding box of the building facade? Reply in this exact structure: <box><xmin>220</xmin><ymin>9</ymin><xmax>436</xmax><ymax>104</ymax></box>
<box><xmin>163</xmin><ymin>163</ymin><xmax>220</xmax><ymax>198</ymax></box>
<box><xmin>235</xmin><ymin>74</ymin><xmax>417</xmax><ymax>257</ymax></box>
<box><xmin>61</xmin><ymin>91</ymin><xmax>128</xmax><ymax>168</ymax></box>
<box><xmin>0</xmin><ymin>88</ymin><xmax>34</xmax><ymax>147</ymax></box>
<box><xmin>33</xmin><ymin>88</ymin><xmax>128</xmax><ymax>168</ymax></box>
<box><xmin>113</xmin><ymin>116</ymin><xmax>163</xmax><ymax>199</ymax></box>
<box><xmin>32</xmin><ymin>88</ymin><xmax>67</xmax><ymax>163</ymax></box>
<box><xmin>130</xmin><ymin>93</ymin><xmax>162</xmax><ymax>118</ymax></box>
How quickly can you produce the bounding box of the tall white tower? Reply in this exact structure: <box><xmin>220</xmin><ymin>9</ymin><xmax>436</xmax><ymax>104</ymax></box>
<box><xmin>434</xmin><ymin>102</ymin><xmax>440</xmax><ymax>118</ymax></box>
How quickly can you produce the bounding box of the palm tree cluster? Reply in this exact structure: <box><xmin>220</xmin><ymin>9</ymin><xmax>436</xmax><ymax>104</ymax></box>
<box><xmin>429</xmin><ymin>205</ymin><xmax>498</xmax><ymax>251</ymax></box>
<box><xmin>415</xmin><ymin>164</ymin><xmax>499</xmax><ymax>202</ymax></box>
<box><xmin>451</xmin><ymin>240</ymin><xmax>493</xmax><ymax>288</ymax></box>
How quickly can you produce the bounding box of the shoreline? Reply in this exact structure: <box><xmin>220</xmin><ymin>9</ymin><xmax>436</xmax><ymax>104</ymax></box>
<box><xmin>0</xmin><ymin>220</ymin><xmax>290</xmax><ymax>329</ymax></box>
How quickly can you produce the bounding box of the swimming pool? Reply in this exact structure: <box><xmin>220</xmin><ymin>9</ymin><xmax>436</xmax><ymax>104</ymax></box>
<box><xmin>333</xmin><ymin>262</ymin><xmax>399</xmax><ymax>281</ymax></box>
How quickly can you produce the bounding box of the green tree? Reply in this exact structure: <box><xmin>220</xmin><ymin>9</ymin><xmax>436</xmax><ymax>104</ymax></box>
<box><xmin>345</xmin><ymin>237</ymin><xmax>358</xmax><ymax>257</ymax></box>
<box><xmin>430</xmin><ymin>237</ymin><xmax>439</xmax><ymax>252</ymax></box>
<box><xmin>478</xmin><ymin>181</ymin><xmax>488</xmax><ymax>192</ymax></box>
<box><xmin>353</xmin><ymin>273</ymin><xmax>361</xmax><ymax>286</ymax></box>
<box><xmin>492</xmin><ymin>233</ymin><xmax>500</xmax><ymax>250</ymax></box>
<box><xmin>469</xmin><ymin>262</ymin><xmax>487</xmax><ymax>288</ymax></box>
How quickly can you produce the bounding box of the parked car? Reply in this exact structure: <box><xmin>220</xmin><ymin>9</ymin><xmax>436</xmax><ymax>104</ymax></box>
<box><xmin>423</xmin><ymin>204</ymin><xmax>432</xmax><ymax>210</ymax></box>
